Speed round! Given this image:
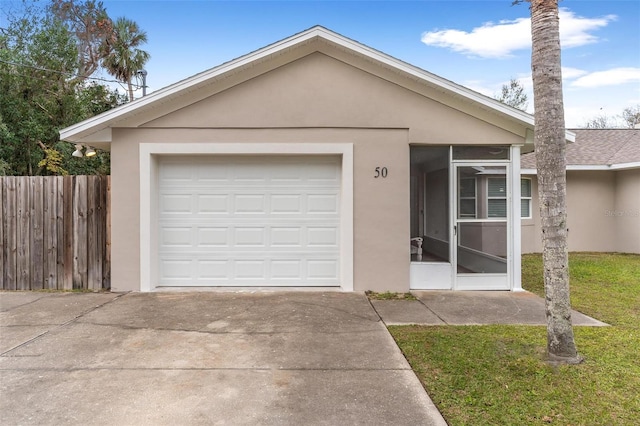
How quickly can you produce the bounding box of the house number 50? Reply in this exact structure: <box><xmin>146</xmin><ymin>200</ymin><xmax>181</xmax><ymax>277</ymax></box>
<box><xmin>374</xmin><ymin>167</ymin><xmax>388</xmax><ymax>178</ymax></box>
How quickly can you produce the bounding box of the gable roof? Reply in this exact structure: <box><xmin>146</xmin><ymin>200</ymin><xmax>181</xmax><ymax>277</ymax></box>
<box><xmin>59</xmin><ymin>26</ymin><xmax>573</xmax><ymax>146</ymax></box>
<box><xmin>521</xmin><ymin>128</ymin><xmax>640</xmax><ymax>171</ymax></box>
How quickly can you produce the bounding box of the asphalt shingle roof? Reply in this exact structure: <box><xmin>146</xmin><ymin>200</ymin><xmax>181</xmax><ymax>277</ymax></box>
<box><xmin>521</xmin><ymin>129</ymin><xmax>640</xmax><ymax>169</ymax></box>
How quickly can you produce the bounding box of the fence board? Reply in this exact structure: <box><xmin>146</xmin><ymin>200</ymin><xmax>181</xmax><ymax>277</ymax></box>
<box><xmin>16</xmin><ymin>179</ymin><xmax>30</xmax><ymax>290</ymax></box>
<box><xmin>73</xmin><ymin>176</ymin><xmax>88</xmax><ymax>289</ymax></box>
<box><xmin>1</xmin><ymin>176</ymin><xmax>110</xmax><ymax>291</ymax></box>
<box><xmin>0</xmin><ymin>179</ymin><xmax>3</xmax><ymax>287</ymax></box>
<box><xmin>2</xmin><ymin>178</ymin><xmax>17</xmax><ymax>289</ymax></box>
<box><xmin>44</xmin><ymin>177</ymin><xmax>58</xmax><ymax>289</ymax></box>
<box><xmin>62</xmin><ymin>177</ymin><xmax>74</xmax><ymax>290</ymax></box>
<box><xmin>104</xmin><ymin>176</ymin><xmax>111</xmax><ymax>289</ymax></box>
<box><xmin>96</xmin><ymin>177</ymin><xmax>105</xmax><ymax>290</ymax></box>
<box><xmin>56</xmin><ymin>177</ymin><xmax>65</xmax><ymax>289</ymax></box>
<box><xmin>30</xmin><ymin>177</ymin><xmax>44</xmax><ymax>290</ymax></box>
<box><xmin>87</xmin><ymin>177</ymin><xmax>99</xmax><ymax>290</ymax></box>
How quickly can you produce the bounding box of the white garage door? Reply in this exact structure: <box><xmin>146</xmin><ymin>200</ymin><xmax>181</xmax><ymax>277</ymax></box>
<box><xmin>157</xmin><ymin>155</ymin><xmax>341</xmax><ymax>287</ymax></box>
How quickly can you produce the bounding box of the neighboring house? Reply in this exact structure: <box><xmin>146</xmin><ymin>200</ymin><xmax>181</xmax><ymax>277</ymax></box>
<box><xmin>521</xmin><ymin>129</ymin><xmax>640</xmax><ymax>254</ymax></box>
<box><xmin>60</xmin><ymin>26</ymin><xmax>573</xmax><ymax>292</ymax></box>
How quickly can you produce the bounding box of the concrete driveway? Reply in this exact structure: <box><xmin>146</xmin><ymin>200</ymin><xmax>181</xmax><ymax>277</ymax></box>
<box><xmin>0</xmin><ymin>291</ymin><xmax>445</xmax><ymax>426</ymax></box>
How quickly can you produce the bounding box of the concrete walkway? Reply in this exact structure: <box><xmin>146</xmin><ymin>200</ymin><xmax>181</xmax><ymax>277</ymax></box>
<box><xmin>0</xmin><ymin>292</ymin><xmax>446</xmax><ymax>426</ymax></box>
<box><xmin>372</xmin><ymin>290</ymin><xmax>608</xmax><ymax>326</ymax></box>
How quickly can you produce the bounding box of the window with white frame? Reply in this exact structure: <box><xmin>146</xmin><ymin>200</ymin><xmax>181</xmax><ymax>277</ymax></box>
<box><xmin>487</xmin><ymin>177</ymin><xmax>507</xmax><ymax>218</ymax></box>
<box><xmin>458</xmin><ymin>177</ymin><xmax>477</xmax><ymax>218</ymax></box>
<box><xmin>521</xmin><ymin>178</ymin><xmax>532</xmax><ymax>218</ymax></box>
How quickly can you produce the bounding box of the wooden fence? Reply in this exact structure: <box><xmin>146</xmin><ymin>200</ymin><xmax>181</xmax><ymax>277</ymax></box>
<box><xmin>1</xmin><ymin>176</ymin><xmax>110</xmax><ymax>291</ymax></box>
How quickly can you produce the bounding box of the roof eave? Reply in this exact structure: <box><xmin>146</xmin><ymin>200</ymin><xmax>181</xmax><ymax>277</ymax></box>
<box><xmin>60</xmin><ymin>26</ymin><xmax>573</xmax><ymax>143</ymax></box>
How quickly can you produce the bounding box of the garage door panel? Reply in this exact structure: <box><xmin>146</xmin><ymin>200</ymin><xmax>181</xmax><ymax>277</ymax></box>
<box><xmin>307</xmin><ymin>194</ymin><xmax>339</xmax><ymax>214</ymax></box>
<box><xmin>161</xmin><ymin>227</ymin><xmax>193</xmax><ymax>247</ymax></box>
<box><xmin>198</xmin><ymin>195</ymin><xmax>229</xmax><ymax>213</ymax></box>
<box><xmin>270</xmin><ymin>227</ymin><xmax>302</xmax><ymax>247</ymax></box>
<box><xmin>307</xmin><ymin>260</ymin><xmax>339</xmax><ymax>280</ymax></box>
<box><xmin>160</xmin><ymin>260</ymin><xmax>194</xmax><ymax>280</ymax></box>
<box><xmin>271</xmin><ymin>260</ymin><xmax>302</xmax><ymax>279</ymax></box>
<box><xmin>160</xmin><ymin>191</ymin><xmax>339</xmax><ymax>217</ymax></box>
<box><xmin>159</xmin><ymin>256</ymin><xmax>340</xmax><ymax>286</ymax></box>
<box><xmin>307</xmin><ymin>227</ymin><xmax>339</xmax><ymax>246</ymax></box>
<box><xmin>198</xmin><ymin>227</ymin><xmax>229</xmax><ymax>247</ymax></box>
<box><xmin>234</xmin><ymin>194</ymin><xmax>267</xmax><ymax>214</ymax></box>
<box><xmin>198</xmin><ymin>260</ymin><xmax>229</xmax><ymax>279</ymax></box>
<box><xmin>234</xmin><ymin>227</ymin><xmax>266</xmax><ymax>247</ymax></box>
<box><xmin>270</xmin><ymin>194</ymin><xmax>302</xmax><ymax>213</ymax></box>
<box><xmin>196</xmin><ymin>165</ymin><xmax>228</xmax><ymax>181</ymax></box>
<box><xmin>158</xmin><ymin>156</ymin><xmax>341</xmax><ymax>287</ymax></box>
<box><xmin>160</xmin><ymin>194</ymin><xmax>193</xmax><ymax>214</ymax></box>
<box><xmin>159</xmin><ymin>224</ymin><xmax>340</xmax><ymax>250</ymax></box>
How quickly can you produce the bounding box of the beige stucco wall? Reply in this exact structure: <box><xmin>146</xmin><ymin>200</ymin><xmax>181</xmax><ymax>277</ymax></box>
<box><xmin>521</xmin><ymin>175</ymin><xmax>540</xmax><ymax>253</ymax></box>
<box><xmin>614</xmin><ymin>169</ymin><xmax>640</xmax><ymax>253</ymax></box>
<box><xmin>521</xmin><ymin>169</ymin><xmax>640</xmax><ymax>254</ymax></box>
<box><xmin>109</xmin><ymin>52</ymin><xmax>525</xmax><ymax>292</ymax></box>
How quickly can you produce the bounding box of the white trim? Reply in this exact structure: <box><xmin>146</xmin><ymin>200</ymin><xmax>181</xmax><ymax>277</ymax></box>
<box><xmin>609</xmin><ymin>162</ymin><xmax>640</xmax><ymax>170</ymax></box>
<box><xmin>140</xmin><ymin>143</ymin><xmax>354</xmax><ymax>292</ymax></box>
<box><xmin>520</xmin><ymin>177</ymin><xmax>533</xmax><ymax>219</ymax></box>
<box><xmin>510</xmin><ymin>145</ymin><xmax>523</xmax><ymax>291</ymax></box>
<box><xmin>60</xmin><ymin>26</ymin><xmax>574</xmax><ymax>144</ymax></box>
<box><xmin>452</xmin><ymin>160</ymin><xmax>513</xmax><ymax>290</ymax></box>
<box><xmin>455</xmin><ymin>274</ymin><xmax>510</xmax><ymax>291</ymax></box>
<box><xmin>521</xmin><ymin>162</ymin><xmax>640</xmax><ymax>175</ymax></box>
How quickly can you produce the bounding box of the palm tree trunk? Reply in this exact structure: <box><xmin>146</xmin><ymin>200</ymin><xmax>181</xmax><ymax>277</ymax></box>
<box><xmin>127</xmin><ymin>78</ymin><xmax>134</xmax><ymax>102</ymax></box>
<box><xmin>530</xmin><ymin>0</ymin><xmax>581</xmax><ymax>363</ymax></box>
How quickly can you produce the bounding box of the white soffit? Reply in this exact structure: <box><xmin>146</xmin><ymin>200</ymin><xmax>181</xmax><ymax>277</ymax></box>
<box><xmin>59</xmin><ymin>26</ymin><xmax>574</xmax><ymax>143</ymax></box>
<box><xmin>520</xmin><ymin>161</ymin><xmax>640</xmax><ymax>175</ymax></box>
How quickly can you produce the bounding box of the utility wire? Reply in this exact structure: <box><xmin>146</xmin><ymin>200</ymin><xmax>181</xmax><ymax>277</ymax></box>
<box><xmin>0</xmin><ymin>58</ymin><xmax>143</xmax><ymax>89</ymax></box>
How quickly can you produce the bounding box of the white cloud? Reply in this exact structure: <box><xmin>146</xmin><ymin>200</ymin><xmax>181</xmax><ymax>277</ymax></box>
<box><xmin>421</xmin><ymin>17</ymin><xmax>530</xmax><ymax>58</ymax></box>
<box><xmin>562</xmin><ymin>67</ymin><xmax>588</xmax><ymax>80</ymax></box>
<box><xmin>570</xmin><ymin>67</ymin><xmax>640</xmax><ymax>88</ymax></box>
<box><xmin>560</xmin><ymin>11</ymin><xmax>617</xmax><ymax>48</ymax></box>
<box><xmin>421</xmin><ymin>9</ymin><xmax>616</xmax><ymax>58</ymax></box>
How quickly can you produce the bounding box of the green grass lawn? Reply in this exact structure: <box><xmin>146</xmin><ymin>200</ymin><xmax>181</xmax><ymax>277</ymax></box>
<box><xmin>389</xmin><ymin>253</ymin><xmax>640</xmax><ymax>425</ymax></box>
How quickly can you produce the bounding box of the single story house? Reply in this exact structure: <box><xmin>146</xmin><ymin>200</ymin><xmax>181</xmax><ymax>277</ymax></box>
<box><xmin>521</xmin><ymin>128</ymin><xmax>640</xmax><ymax>254</ymax></box>
<box><xmin>60</xmin><ymin>26</ymin><xmax>574</xmax><ymax>292</ymax></box>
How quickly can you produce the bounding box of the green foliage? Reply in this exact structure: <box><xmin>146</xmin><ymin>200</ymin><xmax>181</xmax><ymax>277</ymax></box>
<box><xmin>365</xmin><ymin>290</ymin><xmax>417</xmax><ymax>300</ymax></box>
<box><xmin>0</xmin><ymin>1</ymin><xmax>128</xmax><ymax>176</ymax></box>
<box><xmin>38</xmin><ymin>143</ymin><xmax>68</xmax><ymax>175</ymax></box>
<box><xmin>621</xmin><ymin>105</ymin><xmax>640</xmax><ymax>129</ymax></box>
<box><xmin>581</xmin><ymin>104</ymin><xmax>640</xmax><ymax>129</ymax></box>
<box><xmin>101</xmin><ymin>17</ymin><xmax>150</xmax><ymax>101</ymax></box>
<box><xmin>391</xmin><ymin>253</ymin><xmax>640</xmax><ymax>425</ymax></box>
<box><xmin>51</xmin><ymin>0</ymin><xmax>114</xmax><ymax>80</ymax></box>
<box><xmin>495</xmin><ymin>78</ymin><xmax>528</xmax><ymax>111</ymax></box>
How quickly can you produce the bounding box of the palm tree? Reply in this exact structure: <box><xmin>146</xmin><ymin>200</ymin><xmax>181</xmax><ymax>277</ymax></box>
<box><xmin>528</xmin><ymin>0</ymin><xmax>581</xmax><ymax>363</ymax></box>
<box><xmin>101</xmin><ymin>17</ymin><xmax>150</xmax><ymax>101</ymax></box>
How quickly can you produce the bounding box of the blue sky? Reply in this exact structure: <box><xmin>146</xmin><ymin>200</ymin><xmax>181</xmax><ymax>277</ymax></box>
<box><xmin>12</xmin><ymin>0</ymin><xmax>640</xmax><ymax>127</ymax></box>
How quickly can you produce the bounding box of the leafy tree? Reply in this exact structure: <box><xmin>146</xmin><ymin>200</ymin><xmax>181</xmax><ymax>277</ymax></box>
<box><xmin>580</xmin><ymin>105</ymin><xmax>640</xmax><ymax>129</ymax></box>
<box><xmin>582</xmin><ymin>114</ymin><xmax>617</xmax><ymax>129</ymax></box>
<box><xmin>50</xmin><ymin>0</ymin><xmax>114</xmax><ymax>81</ymax></box>
<box><xmin>100</xmin><ymin>17</ymin><xmax>150</xmax><ymax>101</ymax></box>
<box><xmin>0</xmin><ymin>7</ymin><xmax>77</xmax><ymax>175</ymax></box>
<box><xmin>523</xmin><ymin>0</ymin><xmax>582</xmax><ymax>364</ymax></box>
<box><xmin>495</xmin><ymin>78</ymin><xmax>529</xmax><ymax>110</ymax></box>
<box><xmin>621</xmin><ymin>105</ymin><xmax>640</xmax><ymax>129</ymax></box>
<box><xmin>0</xmin><ymin>1</ymin><xmax>125</xmax><ymax>176</ymax></box>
